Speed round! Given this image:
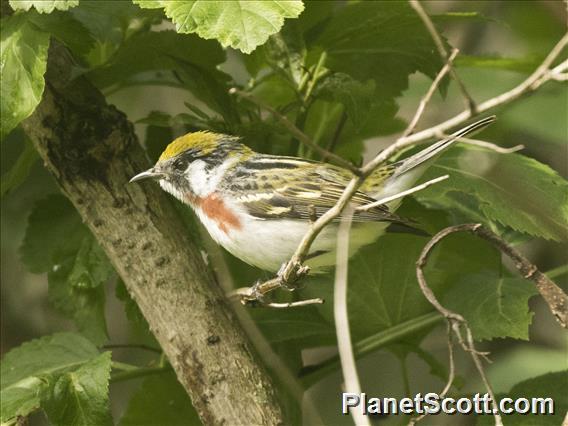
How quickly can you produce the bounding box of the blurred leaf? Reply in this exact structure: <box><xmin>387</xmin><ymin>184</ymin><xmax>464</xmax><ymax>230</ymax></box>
<box><xmin>251</xmin><ymin>306</ymin><xmax>334</xmax><ymax>345</ymax></box>
<box><xmin>48</xmin><ymin>235</ymin><xmax>112</xmax><ymax>345</ymax></box>
<box><xmin>71</xmin><ymin>1</ymin><xmax>162</xmax><ymax>66</ymax></box>
<box><xmin>0</xmin><ymin>333</ymin><xmax>100</xmax><ymax>423</ymax></box>
<box><xmin>417</xmin><ymin>146</ymin><xmax>568</xmax><ymax>241</ymax></box>
<box><xmin>476</xmin><ymin>372</ymin><xmax>568</xmax><ymax>426</ymax></box>
<box><xmin>27</xmin><ymin>9</ymin><xmax>95</xmax><ymax>59</ymax></box>
<box><xmin>315</xmin><ymin>73</ymin><xmax>375</xmax><ymax>128</ymax></box>
<box><xmin>119</xmin><ymin>370</ymin><xmax>201</xmax><ymax>426</ymax></box>
<box><xmin>445</xmin><ymin>274</ymin><xmax>537</xmax><ymax>341</ymax></box>
<box><xmin>456</xmin><ymin>54</ymin><xmax>541</xmax><ymax>73</ymax></box>
<box><xmin>41</xmin><ymin>352</ymin><xmax>113</xmax><ymax>426</ymax></box>
<box><xmin>21</xmin><ymin>195</ymin><xmax>112</xmax><ymax>344</ymax></box>
<box><xmin>20</xmin><ymin>194</ymin><xmax>86</xmax><ymax>273</ymax></box>
<box><xmin>89</xmin><ymin>30</ymin><xmax>225</xmax><ymax>88</ymax></box>
<box><xmin>314</xmin><ymin>2</ymin><xmax>446</xmax><ymax>100</ymax></box>
<box><xmin>250</xmin><ymin>73</ymin><xmax>298</xmax><ymax>109</ymax></box>
<box><xmin>1</xmin><ymin>137</ymin><xmax>38</xmax><ymax>197</ymax></box>
<box><xmin>9</xmin><ymin>0</ymin><xmax>78</xmax><ymax>13</ymax></box>
<box><xmin>133</xmin><ymin>0</ymin><xmax>163</xmax><ymax>8</ymax></box>
<box><xmin>0</xmin><ymin>13</ymin><xmax>49</xmax><ymax>140</ymax></box>
<box><xmin>115</xmin><ymin>279</ymin><xmax>146</xmax><ymax>326</ymax></box>
<box><xmin>159</xmin><ymin>1</ymin><xmax>305</xmax><ymax>54</ymax></box>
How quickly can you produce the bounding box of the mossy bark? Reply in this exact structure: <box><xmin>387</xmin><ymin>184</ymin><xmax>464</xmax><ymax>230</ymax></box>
<box><xmin>22</xmin><ymin>43</ymin><xmax>284</xmax><ymax>426</ymax></box>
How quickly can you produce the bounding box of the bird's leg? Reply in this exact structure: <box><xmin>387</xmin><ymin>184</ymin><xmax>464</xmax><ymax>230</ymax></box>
<box><xmin>278</xmin><ymin>260</ymin><xmax>310</xmax><ymax>291</ymax></box>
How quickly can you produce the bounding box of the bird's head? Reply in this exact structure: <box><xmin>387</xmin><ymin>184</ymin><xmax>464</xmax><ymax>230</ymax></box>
<box><xmin>130</xmin><ymin>130</ymin><xmax>252</xmax><ymax>200</ymax></box>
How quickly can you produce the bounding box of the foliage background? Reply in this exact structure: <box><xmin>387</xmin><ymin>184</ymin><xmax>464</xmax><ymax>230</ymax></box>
<box><xmin>1</xmin><ymin>1</ymin><xmax>567</xmax><ymax>425</ymax></box>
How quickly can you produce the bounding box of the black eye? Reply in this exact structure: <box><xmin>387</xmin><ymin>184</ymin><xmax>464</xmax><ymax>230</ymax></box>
<box><xmin>173</xmin><ymin>158</ymin><xmax>188</xmax><ymax>172</ymax></box>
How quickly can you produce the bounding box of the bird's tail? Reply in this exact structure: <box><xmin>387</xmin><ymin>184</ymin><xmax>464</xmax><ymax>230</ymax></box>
<box><xmin>370</xmin><ymin>116</ymin><xmax>496</xmax><ymax>200</ymax></box>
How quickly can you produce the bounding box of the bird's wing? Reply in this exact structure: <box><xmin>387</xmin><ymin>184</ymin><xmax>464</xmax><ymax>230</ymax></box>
<box><xmin>223</xmin><ymin>155</ymin><xmax>409</xmax><ymax>224</ymax></box>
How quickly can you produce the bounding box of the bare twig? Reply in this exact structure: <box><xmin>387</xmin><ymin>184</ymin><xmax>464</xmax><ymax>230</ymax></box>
<box><xmin>357</xmin><ymin>175</ymin><xmax>449</xmax><ymax>212</ymax></box>
<box><xmin>229</xmin><ymin>88</ymin><xmax>360</xmax><ymax>174</ymax></box>
<box><xmin>413</xmin><ymin>223</ymin><xmax>568</xmax><ymax>424</ymax></box>
<box><xmin>403</xmin><ymin>48</ymin><xmax>459</xmax><ymax>137</ymax></box>
<box><xmin>334</xmin><ymin>209</ymin><xmax>370</xmax><ymax>426</ymax></box>
<box><xmin>232</xmin><ymin>33</ymin><xmax>568</xmax><ymax>306</ymax></box>
<box><xmin>409</xmin><ymin>0</ymin><xmax>477</xmax><ymax>114</ymax></box>
<box><xmin>409</xmin><ymin>322</ymin><xmax>455</xmax><ymax>425</ymax></box>
<box><xmin>438</xmin><ymin>132</ymin><xmax>525</xmax><ymax>153</ymax></box>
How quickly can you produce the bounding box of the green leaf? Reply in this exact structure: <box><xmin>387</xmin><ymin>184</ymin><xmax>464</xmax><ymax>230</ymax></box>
<box><xmin>0</xmin><ymin>333</ymin><xmax>100</xmax><ymax>423</ymax></box>
<box><xmin>20</xmin><ymin>195</ymin><xmax>87</xmax><ymax>273</ymax></box>
<box><xmin>0</xmin><ymin>13</ymin><xmax>50</xmax><ymax>140</ymax></box>
<box><xmin>88</xmin><ymin>30</ymin><xmax>225</xmax><ymax>89</ymax></box>
<box><xmin>119</xmin><ymin>370</ymin><xmax>201</xmax><ymax>426</ymax></box>
<box><xmin>477</xmin><ymin>372</ymin><xmax>568</xmax><ymax>426</ymax></box>
<box><xmin>314</xmin><ymin>2</ymin><xmax>445</xmax><ymax>100</ymax></box>
<box><xmin>9</xmin><ymin>0</ymin><xmax>79</xmax><ymax>13</ymax></box>
<box><xmin>21</xmin><ymin>195</ymin><xmax>112</xmax><ymax>344</ymax></box>
<box><xmin>416</xmin><ymin>146</ymin><xmax>568</xmax><ymax>241</ymax></box>
<box><xmin>445</xmin><ymin>274</ymin><xmax>538</xmax><ymax>341</ymax></box>
<box><xmin>1</xmin><ymin>137</ymin><xmax>38</xmax><ymax>197</ymax></box>
<box><xmin>41</xmin><ymin>352</ymin><xmax>113</xmax><ymax>426</ymax></box>
<box><xmin>162</xmin><ymin>1</ymin><xmax>305</xmax><ymax>54</ymax></box>
<box><xmin>70</xmin><ymin>0</ymin><xmax>162</xmax><ymax>66</ymax></box>
<box><xmin>315</xmin><ymin>73</ymin><xmax>376</xmax><ymax>128</ymax></box>
<box><xmin>48</xmin><ymin>236</ymin><xmax>112</xmax><ymax>345</ymax></box>
<box><xmin>132</xmin><ymin>0</ymin><xmax>163</xmax><ymax>9</ymax></box>
<box><xmin>27</xmin><ymin>9</ymin><xmax>95</xmax><ymax>59</ymax></box>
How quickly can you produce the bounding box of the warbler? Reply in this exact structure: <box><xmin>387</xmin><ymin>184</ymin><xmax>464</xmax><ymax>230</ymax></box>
<box><xmin>130</xmin><ymin>116</ymin><xmax>494</xmax><ymax>272</ymax></box>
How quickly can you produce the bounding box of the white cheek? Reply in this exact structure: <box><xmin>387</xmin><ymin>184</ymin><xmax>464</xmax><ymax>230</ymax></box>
<box><xmin>186</xmin><ymin>160</ymin><xmax>211</xmax><ymax>197</ymax></box>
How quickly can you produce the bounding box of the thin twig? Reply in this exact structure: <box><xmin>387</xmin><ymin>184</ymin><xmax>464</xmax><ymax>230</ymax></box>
<box><xmin>229</xmin><ymin>88</ymin><xmax>360</xmax><ymax>174</ymax></box>
<box><xmin>438</xmin><ymin>132</ymin><xmax>525</xmax><ymax>153</ymax></box>
<box><xmin>409</xmin><ymin>322</ymin><xmax>456</xmax><ymax>425</ymax></box>
<box><xmin>232</xmin><ymin>34</ymin><xmax>568</xmax><ymax>305</ymax></box>
<box><xmin>403</xmin><ymin>48</ymin><xmax>459</xmax><ymax>137</ymax></box>
<box><xmin>409</xmin><ymin>0</ymin><xmax>477</xmax><ymax>114</ymax></box>
<box><xmin>414</xmin><ymin>223</ymin><xmax>568</xmax><ymax>424</ymax></box>
<box><xmin>334</xmin><ymin>209</ymin><xmax>370</xmax><ymax>426</ymax></box>
<box><xmin>357</xmin><ymin>175</ymin><xmax>449</xmax><ymax>212</ymax></box>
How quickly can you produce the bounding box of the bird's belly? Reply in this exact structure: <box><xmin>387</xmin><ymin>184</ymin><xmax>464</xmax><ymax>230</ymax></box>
<box><xmin>211</xmin><ymin>216</ymin><xmax>388</xmax><ymax>272</ymax></box>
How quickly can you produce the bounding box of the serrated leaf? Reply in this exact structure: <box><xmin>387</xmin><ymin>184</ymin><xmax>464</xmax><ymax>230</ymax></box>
<box><xmin>88</xmin><ymin>30</ymin><xmax>225</xmax><ymax>89</ymax></box>
<box><xmin>41</xmin><ymin>352</ymin><xmax>113</xmax><ymax>426</ymax></box>
<box><xmin>476</xmin><ymin>372</ymin><xmax>568</xmax><ymax>426</ymax></box>
<box><xmin>0</xmin><ymin>333</ymin><xmax>100</xmax><ymax>423</ymax></box>
<box><xmin>314</xmin><ymin>2</ymin><xmax>446</xmax><ymax>100</ymax></box>
<box><xmin>162</xmin><ymin>1</ymin><xmax>305</xmax><ymax>54</ymax></box>
<box><xmin>0</xmin><ymin>14</ymin><xmax>50</xmax><ymax>140</ymax></box>
<box><xmin>119</xmin><ymin>370</ymin><xmax>200</xmax><ymax>426</ymax></box>
<box><xmin>9</xmin><ymin>0</ymin><xmax>78</xmax><ymax>13</ymax></box>
<box><xmin>315</xmin><ymin>73</ymin><xmax>376</xmax><ymax>128</ymax></box>
<box><xmin>1</xmin><ymin>137</ymin><xmax>38</xmax><ymax>197</ymax></box>
<box><xmin>445</xmin><ymin>274</ymin><xmax>538</xmax><ymax>341</ymax></box>
<box><xmin>416</xmin><ymin>146</ymin><xmax>568</xmax><ymax>241</ymax></box>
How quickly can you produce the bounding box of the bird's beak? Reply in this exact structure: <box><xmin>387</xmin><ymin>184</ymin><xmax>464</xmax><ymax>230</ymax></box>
<box><xmin>129</xmin><ymin>168</ymin><xmax>164</xmax><ymax>183</ymax></box>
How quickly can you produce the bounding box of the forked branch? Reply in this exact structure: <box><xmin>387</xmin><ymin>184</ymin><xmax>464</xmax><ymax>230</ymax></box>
<box><xmin>413</xmin><ymin>223</ymin><xmax>568</xmax><ymax>424</ymax></box>
<box><xmin>230</xmin><ymin>32</ymin><xmax>568</xmax><ymax>306</ymax></box>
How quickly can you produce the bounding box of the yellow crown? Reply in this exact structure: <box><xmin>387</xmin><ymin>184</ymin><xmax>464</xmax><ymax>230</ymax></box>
<box><xmin>159</xmin><ymin>131</ymin><xmax>220</xmax><ymax>161</ymax></box>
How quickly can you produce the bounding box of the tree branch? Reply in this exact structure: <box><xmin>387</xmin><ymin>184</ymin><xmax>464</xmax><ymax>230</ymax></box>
<box><xmin>22</xmin><ymin>43</ymin><xmax>285</xmax><ymax>425</ymax></box>
<box><xmin>409</xmin><ymin>0</ymin><xmax>477</xmax><ymax>114</ymax></box>
<box><xmin>232</xmin><ymin>33</ymin><xmax>568</xmax><ymax>306</ymax></box>
<box><xmin>413</xmin><ymin>223</ymin><xmax>568</xmax><ymax>424</ymax></box>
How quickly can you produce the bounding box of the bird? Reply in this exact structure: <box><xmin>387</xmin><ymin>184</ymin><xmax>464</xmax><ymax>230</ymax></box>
<box><xmin>130</xmin><ymin>116</ymin><xmax>495</xmax><ymax>272</ymax></box>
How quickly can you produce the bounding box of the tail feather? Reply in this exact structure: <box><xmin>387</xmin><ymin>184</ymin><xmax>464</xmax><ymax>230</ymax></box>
<box><xmin>371</xmin><ymin>115</ymin><xmax>496</xmax><ymax>201</ymax></box>
<box><xmin>392</xmin><ymin>115</ymin><xmax>496</xmax><ymax>177</ymax></box>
